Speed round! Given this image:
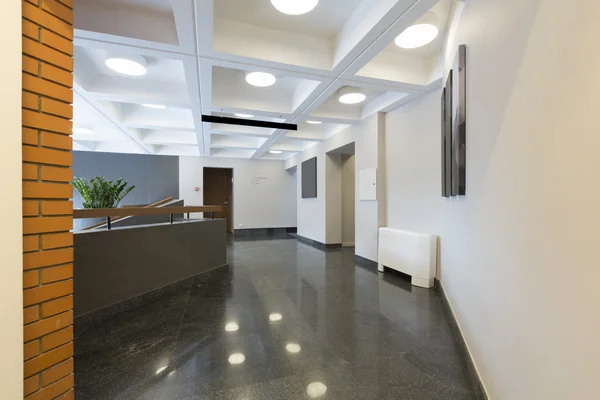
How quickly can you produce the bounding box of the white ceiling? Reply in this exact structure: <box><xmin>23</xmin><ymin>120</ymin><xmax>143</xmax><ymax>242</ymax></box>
<box><xmin>214</xmin><ymin>0</ymin><xmax>365</xmax><ymax>39</ymax></box>
<box><xmin>72</xmin><ymin>0</ymin><xmax>456</xmax><ymax>159</ymax></box>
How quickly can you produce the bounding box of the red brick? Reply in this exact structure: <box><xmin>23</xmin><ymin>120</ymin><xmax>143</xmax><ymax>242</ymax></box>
<box><xmin>41</xmin><ymin>263</ymin><xmax>73</xmax><ymax>284</ymax></box>
<box><xmin>23</xmin><ymin>216</ymin><xmax>72</xmax><ymax>234</ymax></box>
<box><xmin>41</xmin><ymin>327</ymin><xmax>73</xmax><ymax>352</ymax></box>
<box><xmin>41</xmin><ymin>232</ymin><xmax>72</xmax><ymax>249</ymax></box>
<box><xmin>23</xmin><ymin>280</ymin><xmax>73</xmax><ymax>307</ymax></box>
<box><xmin>40</xmin><ymin>295</ymin><xmax>72</xmax><ymax>317</ymax></box>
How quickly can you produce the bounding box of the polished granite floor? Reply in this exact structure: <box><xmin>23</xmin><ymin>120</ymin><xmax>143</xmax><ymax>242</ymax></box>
<box><xmin>75</xmin><ymin>235</ymin><xmax>483</xmax><ymax>399</ymax></box>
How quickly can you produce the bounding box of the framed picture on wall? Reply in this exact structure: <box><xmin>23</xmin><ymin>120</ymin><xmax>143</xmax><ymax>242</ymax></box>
<box><xmin>451</xmin><ymin>45</ymin><xmax>467</xmax><ymax>196</ymax></box>
<box><xmin>441</xmin><ymin>70</ymin><xmax>453</xmax><ymax>197</ymax></box>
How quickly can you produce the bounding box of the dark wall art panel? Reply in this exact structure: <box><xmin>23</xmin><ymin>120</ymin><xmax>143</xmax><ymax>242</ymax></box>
<box><xmin>442</xmin><ymin>71</ymin><xmax>453</xmax><ymax>197</ymax></box>
<box><xmin>441</xmin><ymin>44</ymin><xmax>466</xmax><ymax>197</ymax></box>
<box><xmin>452</xmin><ymin>44</ymin><xmax>467</xmax><ymax>195</ymax></box>
<box><xmin>302</xmin><ymin>157</ymin><xmax>318</xmax><ymax>199</ymax></box>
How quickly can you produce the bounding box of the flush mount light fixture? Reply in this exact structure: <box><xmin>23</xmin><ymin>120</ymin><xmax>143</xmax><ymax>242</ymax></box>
<box><xmin>306</xmin><ymin>120</ymin><xmax>322</xmax><ymax>124</ymax></box>
<box><xmin>269</xmin><ymin>150</ymin><xmax>283</xmax><ymax>154</ymax></box>
<box><xmin>228</xmin><ymin>353</ymin><xmax>245</xmax><ymax>365</ymax></box>
<box><xmin>234</xmin><ymin>113</ymin><xmax>254</xmax><ymax>118</ymax></box>
<box><xmin>271</xmin><ymin>0</ymin><xmax>318</xmax><ymax>15</ymax></box>
<box><xmin>73</xmin><ymin>127</ymin><xmax>94</xmax><ymax>135</ymax></box>
<box><xmin>394</xmin><ymin>13</ymin><xmax>439</xmax><ymax>49</ymax></box>
<box><xmin>142</xmin><ymin>104</ymin><xmax>166</xmax><ymax>109</ymax></box>
<box><xmin>105</xmin><ymin>56</ymin><xmax>147</xmax><ymax>76</ymax></box>
<box><xmin>246</xmin><ymin>72</ymin><xmax>276</xmax><ymax>87</ymax></box>
<box><xmin>338</xmin><ymin>87</ymin><xmax>366</xmax><ymax>104</ymax></box>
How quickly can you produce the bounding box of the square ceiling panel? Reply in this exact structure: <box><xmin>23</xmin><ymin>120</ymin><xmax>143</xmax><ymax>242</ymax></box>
<box><xmin>212</xmin><ymin>66</ymin><xmax>319</xmax><ymax>115</ymax></box>
<box><xmin>75</xmin><ymin>0</ymin><xmax>178</xmax><ymax>45</ymax></box>
<box><xmin>310</xmin><ymin>86</ymin><xmax>387</xmax><ymax>120</ymax></box>
<box><xmin>214</xmin><ymin>0</ymin><xmax>363</xmax><ymax>40</ymax></box>
<box><xmin>357</xmin><ymin>0</ymin><xmax>455</xmax><ymax>85</ymax></box>
<box><xmin>213</xmin><ymin>0</ymin><xmax>363</xmax><ymax>69</ymax></box>
<box><xmin>74</xmin><ymin>46</ymin><xmax>190</xmax><ymax>106</ymax></box>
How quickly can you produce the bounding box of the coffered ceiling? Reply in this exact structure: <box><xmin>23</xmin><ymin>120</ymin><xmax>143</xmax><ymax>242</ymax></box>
<box><xmin>72</xmin><ymin>0</ymin><xmax>456</xmax><ymax>159</ymax></box>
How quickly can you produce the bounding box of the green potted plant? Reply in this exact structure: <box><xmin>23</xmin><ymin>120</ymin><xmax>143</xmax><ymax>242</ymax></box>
<box><xmin>73</xmin><ymin>176</ymin><xmax>135</xmax><ymax>208</ymax></box>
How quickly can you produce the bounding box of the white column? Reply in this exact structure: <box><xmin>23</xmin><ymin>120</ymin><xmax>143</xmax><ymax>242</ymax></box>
<box><xmin>0</xmin><ymin>1</ymin><xmax>24</xmax><ymax>398</ymax></box>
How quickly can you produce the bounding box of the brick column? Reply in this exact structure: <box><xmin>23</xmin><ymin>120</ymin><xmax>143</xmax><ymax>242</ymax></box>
<box><xmin>21</xmin><ymin>1</ymin><xmax>74</xmax><ymax>399</ymax></box>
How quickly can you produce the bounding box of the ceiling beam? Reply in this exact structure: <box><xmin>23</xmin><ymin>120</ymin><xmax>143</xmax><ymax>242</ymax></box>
<box><xmin>73</xmin><ymin>82</ymin><xmax>152</xmax><ymax>154</ymax></box>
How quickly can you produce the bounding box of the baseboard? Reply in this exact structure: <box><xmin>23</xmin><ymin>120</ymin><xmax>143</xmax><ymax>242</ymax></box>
<box><xmin>233</xmin><ymin>227</ymin><xmax>296</xmax><ymax>237</ymax></box>
<box><xmin>342</xmin><ymin>242</ymin><xmax>355</xmax><ymax>247</ymax></box>
<box><xmin>354</xmin><ymin>254</ymin><xmax>378</xmax><ymax>269</ymax></box>
<box><xmin>436</xmin><ymin>280</ymin><xmax>489</xmax><ymax>400</ymax></box>
<box><xmin>295</xmin><ymin>234</ymin><xmax>342</xmax><ymax>250</ymax></box>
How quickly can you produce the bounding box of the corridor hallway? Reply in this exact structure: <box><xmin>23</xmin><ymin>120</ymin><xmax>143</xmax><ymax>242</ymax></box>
<box><xmin>75</xmin><ymin>236</ymin><xmax>483</xmax><ymax>399</ymax></box>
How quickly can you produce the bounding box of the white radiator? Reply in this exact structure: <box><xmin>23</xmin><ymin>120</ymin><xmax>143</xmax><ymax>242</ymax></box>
<box><xmin>378</xmin><ymin>228</ymin><xmax>438</xmax><ymax>288</ymax></box>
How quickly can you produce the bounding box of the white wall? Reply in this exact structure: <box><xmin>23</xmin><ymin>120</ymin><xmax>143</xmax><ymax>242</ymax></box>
<box><xmin>179</xmin><ymin>157</ymin><xmax>297</xmax><ymax>229</ymax></box>
<box><xmin>287</xmin><ymin>113</ymin><xmax>385</xmax><ymax>259</ymax></box>
<box><xmin>385</xmin><ymin>0</ymin><xmax>600</xmax><ymax>398</ymax></box>
<box><xmin>341</xmin><ymin>155</ymin><xmax>356</xmax><ymax>245</ymax></box>
<box><xmin>0</xmin><ymin>0</ymin><xmax>23</xmax><ymax>397</ymax></box>
<box><xmin>325</xmin><ymin>153</ymin><xmax>342</xmax><ymax>244</ymax></box>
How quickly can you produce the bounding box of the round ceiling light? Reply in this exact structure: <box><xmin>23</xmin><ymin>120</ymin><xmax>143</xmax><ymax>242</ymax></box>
<box><xmin>73</xmin><ymin>127</ymin><xmax>94</xmax><ymax>135</ymax></box>
<box><xmin>394</xmin><ymin>13</ymin><xmax>439</xmax><ymax>49</ymax></box>
<box><xmin>142</xmin><ymin>104</ymin><xmax>166</xmax><ymax>109</ymax></box>
<box><xmin>234</xmin><ymin>113</ymin><xmax>254</xmax><ymax>118</ymax></box>
<box><xmin>306</xmin><ymin>120</ymin><xmax>322</xmax><ymax>124</ymax></box>
<box><xmin>105</xmin><ymin>56</ymin><xmax>147</xmax><ymax>76</ymax></box>
<box><xmin>246</xmin><ymin>72</ymin><xmax>276</xmax><ymax>87</ymax></box>
<box><xmin>394</xmin><ymin>24</ymin><xmax>438</xmax><ymax>49</ymax></box>
<box><xmin>271</xmin><ymin>0</ymin><xmax>319</xmax><ymax>15</ymax></box>
<box><xmin>338</xmin><ymin>87</ymin><xmax>366</xmax><ymax>104</ymax></box>
<box><xmin>270</xmin><ymin>150</ymin><xmax>283</xmax><ymax>154</ymax></box>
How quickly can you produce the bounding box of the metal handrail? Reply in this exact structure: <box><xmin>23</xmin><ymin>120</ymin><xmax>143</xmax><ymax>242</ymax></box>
<box><xmin>74</xmin><ymin>205</ymin><xmax>224</xmax><ymax>230</ymax></box>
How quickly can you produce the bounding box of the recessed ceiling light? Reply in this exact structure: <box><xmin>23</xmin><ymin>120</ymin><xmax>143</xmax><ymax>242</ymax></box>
<box><xmin>142</xmin><ymin>104</ymin><xmax>166</xmax><ymax>109</ymax></box>
<box><xmin>235</xmin><ymin>113</ymin><xmax>254</xmax><ymax>118</ymax></box>
<box><xmin>246</xmin><ymin>72</ymin><xmax>276</xmax><ymax>87</ymax></box>
<box><xmin>269</xmin><ymin>150</ymin><xmax>283</xmax><ymax>154</ymax></box>
<box><xmin>271</xmin><ymin>0</ymin><xmax>319</xmax><ymax>15</ymax></box>
<box><xmin>306</xmin><ymin>120</ymin><xmax>322</xmax><ymax>124</ymax></box>
<box><xmin>73</xmin><ymin>127</ymin><xmax>94</xmax><ymax>135</ymax></box>
<box><xmin>395</xmin><ymin>24</ymin><xmax>439</xmax><ymax>49</ymax></box>
<box><xmin>338</xmin><ymin>87</ymin><xmax>366</xmax><ymax>104</ymax></box>
<box><xmin>228</xmin><ymin>353</ymin><xmax>245</xmax><ymax>365</ymax></box>
<box><xmin>105</xmin><ymin>56</ymin><xmax>147</xmax><ymax>76</ymax></box>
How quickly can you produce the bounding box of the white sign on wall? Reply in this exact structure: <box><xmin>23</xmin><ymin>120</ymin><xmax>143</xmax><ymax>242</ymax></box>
<box><xmin>359</xmin><ymin>168</ymin><xmax>377</xmax><ymax>201</ymax></box>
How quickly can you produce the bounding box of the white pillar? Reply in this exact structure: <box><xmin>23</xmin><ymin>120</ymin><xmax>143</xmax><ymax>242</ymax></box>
<box><xmin>0</xmin><ymin>1</ymin><xmax>24</xmax><ymax>398</ymax></box>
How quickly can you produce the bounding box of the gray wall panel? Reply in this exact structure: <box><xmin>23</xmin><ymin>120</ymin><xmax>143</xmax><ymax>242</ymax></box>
<box><xmin>73</xmin><ymin>151</ymin><xmax>179</xmax><ymax>230</ymax></box>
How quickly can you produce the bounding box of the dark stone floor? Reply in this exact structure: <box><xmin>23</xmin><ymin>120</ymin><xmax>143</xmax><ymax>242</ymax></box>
<box><xmin>75</xmin><ymin>235</ymin><xmax>483</xmax><ymax>399</ymax></box>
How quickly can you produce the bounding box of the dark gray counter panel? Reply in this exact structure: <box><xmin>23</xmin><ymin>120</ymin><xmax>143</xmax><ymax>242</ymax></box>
<box><xmin>74</xmin><ymin>219</ymin><xmax>226</xmax><ymax>317</ymax></box>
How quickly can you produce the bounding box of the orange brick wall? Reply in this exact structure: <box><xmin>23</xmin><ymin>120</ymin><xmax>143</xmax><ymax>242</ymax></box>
<box><xmin>22</xmin><ymin>0</ymin><xmax>74</xmax><ymax>399</ymax></box>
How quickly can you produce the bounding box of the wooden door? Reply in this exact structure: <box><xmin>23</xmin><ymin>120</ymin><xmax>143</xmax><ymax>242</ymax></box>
<box><xmin>203</xmin><ymin>168</ymin><xmax>233</xmax><ymax>232</ymax></box>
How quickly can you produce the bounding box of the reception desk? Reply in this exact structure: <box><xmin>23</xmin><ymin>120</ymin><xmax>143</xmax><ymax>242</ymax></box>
<box><xmin>74</xmin><ymin>218</ymin><xmax>227</xmax><ymax>318</ymax></box>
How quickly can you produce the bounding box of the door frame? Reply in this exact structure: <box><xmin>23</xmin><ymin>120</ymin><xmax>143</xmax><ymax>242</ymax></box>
<box><xmin>203</xmin><ymin>167</ymin><xmax>234</xmax><ymax>233</ymax></box>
